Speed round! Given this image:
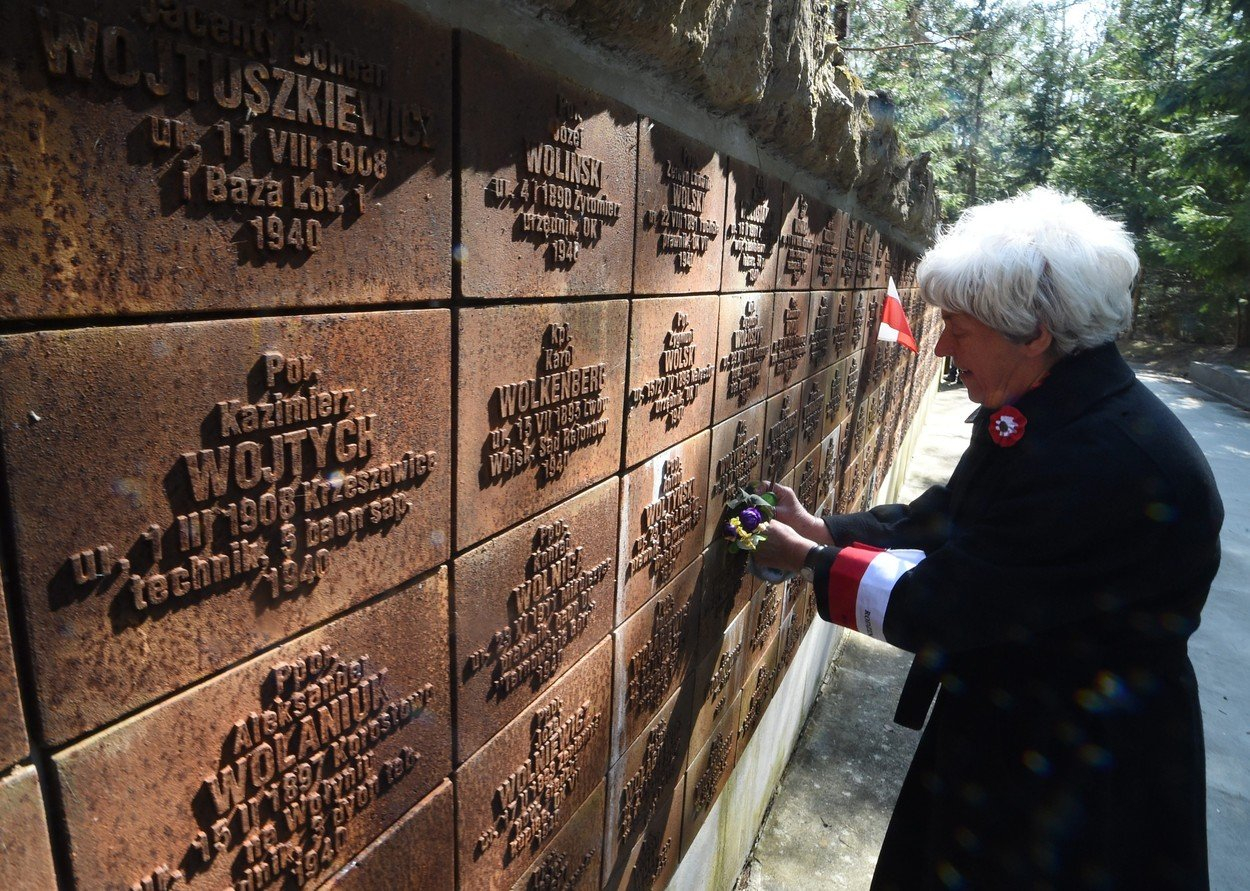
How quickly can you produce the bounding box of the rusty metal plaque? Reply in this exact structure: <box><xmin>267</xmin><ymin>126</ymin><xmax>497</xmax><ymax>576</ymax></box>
<box><xmin>795</xmin><ymin>447</ymin><xmax>822</xmax><ymax>520</ymax></box>
<box><xmin>711</xmin><ymin>291</ymin><xmax>773</xmax><ymax>426</ymax></box>
<box><xmin>819</xmin><ymin>427</ymin><xmax>842</xmax><ymax>513</ymax></box>
<box><xmin>870</xmin><ymin>231</ymin><xmax>891</xmax><ymax>288</ymax></box>
<box><xmin>890</xmin><ymin>245</ymin><xmax>920</xmax><ymax>291</ymax></box>
<box><xmin>454</xmin><ymin>478</ymin><xmax>619</xmax><ymax>760</ymax></box>
<box><xmin>0</xmin><ymin>0</ymin><xmax>451</xmax><ymax>321</ymax></box>
<box><xmin>850</xmin><ymin>291</ymin><xmax>871</xmax><ymax>355</ymax></box>
<box><xmin>697</xmin><ymin>540</ymin><xmax>756</xmax><ymax>657</ymax></box>
<box><xmin>744</xmin><ymin>579</ymin><xmax>784</xmax><ymax>666</ymax></box>
<box><xmin>825</xmin><ymin>354</ymin><xmax>855</xmax><ymax>436</ymax></box>
<box><xmin>0</xmin><ymin>309</ymin><xmax>450</xmax><ymax>745</ymax></box>
<box><xmin>776</xmin><ymin>188</ymin><xmax>816</xmax><ymax>290</ymax></box>
<box><xmin>509</xmin><ymin>782</ymin><xmax>605</xmax><ymax>891</ymax></box>
<box><xmin>0</xmin><ymin>764</ymin><xmax>57</xmax><ymax>890</ymax></box>
<box><xmin>761</xmin><ymin>382</ymin><xmax>801</xmax><ymax>484</ymax></box>
<box><xmin>806</xmin><ymin>290</ymin><xmax>836</xmax><ymax>374</ymax></box>
<box><xmin>634</xmin><ymin>120</ymin><xmax>726</xmax><ymax>294</ymax></box>
<box><xmin>856</xmin><ymin>225</ymin><xmax>880</xmax><ymax>289</ymax></box>
<box><xmin>835</xmin><ymin>216</ymin><xmax>863</xmax><ymax>291</ymax></box>
<box><xmin>459</xmin><ymin>32</ymin><xmax>637</xmax><ymax>298</ymax></box>
<box><xmin>828</xmin><ymin>290</ymin><xmax>854</xmax><ymax>366</ymax></box>
<box><xmin>737</xmin><ymin>634</ymin><xmax>781</xmax><ymax>755</ymax></box>
<box><xmin>766</xmin><ymin>291</ymin><xmax>810</xmax><ymax>396</ymax></box>
<box><xmin>456</xmin><ymin>300</ymin><xmax>628</xmax><ymax>549</ymax></box>
<box><xmin>604</xmin><ymin>684</ymin><xmax>691</xmax><ymax>877</ymax></box>
<box><xmin>611</xmin><ymin>556</ymin><xmax>701</xmax><ymax>760</ymax></box>
<box><xmin>720</xmin><ymin>160</ymin><xmax>781</xmax><ymax>291</ymax></box>
<box><xmin>54</xmin><ymin>569</ymin><xmax>451</xmax><ymax>891</ymax></box>
<box><xmin>617</xmin><ymin>430</ymin><xmax>710</xmax><ymax>623</ymax></box>
<box><xmin>688</xmin><ymin>606</ymin><xmax>746</xmax><ymax>766</ymax></box>
<box><xmin>321</xmin><ymin>779</ymin><xmax>454</xmax><ymax>891</ymax></box>
<box><xmin>811</xmin><ymin>208</ymin><xmax>848</xmax><ymax>291</ymax></box>
<box><xmin>455</xmin><ymin>638</ymin><xmax>613</xmax><ymax>891</ymax></box>
<box><xmin>797</xmin><ymin>369</ymin><xmax>829</xmax><ymax>459</ymax></box>
<box><xmin>680</xmin><ymin>691</ymin><xmax>739</xmax><ymax>854</ymax></box>
<box><xmin>603</xmin><ymin>776</ymin><xmax>684</xmax><ymax>891</ymax></box>
<box><xmin>703</xmin><ymin>401</ymin><xmax>766</xmax><ymax>548</ymax></box>
<box><xmin>623</xmin><ymin>295</ymin><xmax>718</xmax><ymax>469</ymax></box>
<box><xmin>0</xmin><ymin>576</ymin><xmax>28</xmax><ymax>771</ymax></box>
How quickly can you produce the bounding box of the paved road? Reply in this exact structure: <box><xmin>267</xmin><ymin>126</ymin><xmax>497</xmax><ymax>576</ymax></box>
<box><xmin>1139</xmin><ymin>372</ymin><xmax>1250</xmax><ymax>888</ymax></box>
<box><xmin>742</xmin><ymin>371</ymin><xmax>1250</xmax><ymax>890</ymax></box>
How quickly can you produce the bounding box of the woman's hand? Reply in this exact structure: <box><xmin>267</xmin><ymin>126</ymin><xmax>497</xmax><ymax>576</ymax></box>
<box><xmin>752</xmin><ymin>518</ymin><xmax>819</xmax><ymax>573</ymax></box>
<box><xmin>760</xmin><ymin>481</ymin><xmax>831</xmax><ymax>544</ymax></box>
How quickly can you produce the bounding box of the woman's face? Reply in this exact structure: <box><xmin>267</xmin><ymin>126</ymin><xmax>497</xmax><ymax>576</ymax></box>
<box><xmin>934</xmin><ymin>311</ymin><xmax>1044</xmax><ymax>409</ymax></box>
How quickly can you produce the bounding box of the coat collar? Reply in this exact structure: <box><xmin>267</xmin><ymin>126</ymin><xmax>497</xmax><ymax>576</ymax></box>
<box><xmin>994</xmin><ymin>341</ymin><xmax>1136</xmax><ymax>439</ymax></box>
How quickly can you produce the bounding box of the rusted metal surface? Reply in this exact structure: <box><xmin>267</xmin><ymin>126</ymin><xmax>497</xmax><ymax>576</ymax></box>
<box><xmin>610</xmin><ymin>556</ymin><xmax>700</xmax><ymax>761</ymax></box>
<box><xmin>455</xmin><ymin>638</ymin><xmax>613</xmax><ymax>891</ymax></box>
<box><xmin>818</xmin><ymin>426</ymin><xmax>842</xmax><ymax>513</ymax></box>
<box><xmin>603</xmin><ymin>776</ymin><xmax>684</xmax><ymax>891</ymax></box>
<box><xmin>623</xmin><ymin>295</ymin><xmax>718</xmax><ymax>470</ymax></box>
<box><xmin>743</xmin><ymin>579</ymin><xmax>784</xmax><ymax>666</ymax></box>
<box><xmin>616</xmin><ymin>430</ymin><xmax>709</xmax><ymax>624</ymax></box>
<box><xmin>794</xmin><ymin>446</ymin><xmax>822</xmax><ymax>523</ymax></box>
<box><xmin>761</xmin><ymin>382</ymin><xmax>802</xmax><ymax>484</ymax></box>
<box><xmin>737</xmin><ymin>634</ymin><xmax>781</xmax><ymax>755</ymax></box>
<box><xmin>320</xmin><ymin>779</ymin><xmax>455</xmax><ymax>891</ymax></box>
<box><xmin>828</xmin><ymin>290</ymin><xmax>855</xmax><ymax>367</ymax></box>
<box><xmin>697</xmin><ymin>540</ymin><xmax>756</xmax><ymax>659</ymax></box>
<box><xmin>797</xmin><ymin>368</ymin><xmax>829</xmax><ymax>460</ymax></box>
<box><xmin>711</xmin><ymin>291</ymin><xmax>773</xmax><ymax>426</ymax></box>
<box><xmin>53</xmin><ymin>568</ymin><xmax>451</xmax><ymax>891</ymax></box>
<box><xmin>806</xmin><ymin>290</ymin><xmax>836</xmax><ymax>374</ymax></box>
<box><xmin>633</xmin><ymin>120</ymin><xmax>727</xmax><ymax>295</ymax></box>
<box><xmin>825</xmin><ymin>354</ymin><xmax>853</xmax><ymax>436</ymax></box>
<box><xmin>456</xmin><ymin>300</ymin><xmax>628</xmax><ymax>550</ymax></box>
<box><xmin>0</xmin><ymin>309</ymin><xmax>450</xmax><ymax>745</ymax></box>
<box><xmin>459</xmin><ymin>32</ymin><xmax>637</xmax><ymax>299</ymax></box>
<box><xmin>776</xmin><ymin>187</ymin><xmax>815</xmax><ymax>290</ymax></box>
<box><xmin>509</xmin><ymin>784</ymin><xmax>604</xmax><ymax>891</ymax></box>
<box><xmin>811</xmin><ymin>207</ymin><xmax>848</xmax><ymax>291</ymax></box>
<box><xmin>720</xmin><ymin>160</ymin><xmax>781</xmax><ymax>292</ymax></box>
<box><xmin>0</xmin><ymin>0</ymin><xmax>452</xmax><ymax>321</ymax></box>
<box><xmin>703</xmin><ymin>401</ymin><xmax>765</xmax><ymax>548</ymax></box>
<box><xmin>857</xmin><ymin>225</ymin><xmax>881</xmax><ymax>289</ymax></box>
<box><xmin>0</xmin><ymin>575</ymin><xmax>28</xmax><ymax>771</ymax></box>
<box><xmin>604</xmin><ymin>682</ymin><xmax>691</xmax><ymax>880</ymax></box>
<box><xmin>508</xmin><ymin>782</ymin><xmax>605</xmax><ymax>891</ymax></box>
<box><xmin>680</xmin><ymin>690</ymin><xmax>739</xmax><ymax>854</ymax></box>
<box><xmin>687</xmin><ymin>605</ymin><xmax>746</xmax><ymax>768</ymax></box>
<box><xmin>0</xmin><ymin>764</ymin><xmax>58</xmax><ymax>889</ymax></box>
<box><xmin>766</xmin><ymin>291</ymin><xmax>810</xmax><ymax>396</ymax></box>
<box><xmin>453</xmin><ymin>478</ymin><xmax>618</xmax><ymax>761</ymax></box>
<box><xmin>835</xmin><ymin>216</ymin><xmax>862</xmax><ymax>291</ymax></box>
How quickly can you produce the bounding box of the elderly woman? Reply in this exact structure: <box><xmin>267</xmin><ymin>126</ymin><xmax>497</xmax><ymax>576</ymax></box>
<box><xmin>755</xmin><ymin>188</ymin><xmax>1223</xmax><ymax>889</ymax></box>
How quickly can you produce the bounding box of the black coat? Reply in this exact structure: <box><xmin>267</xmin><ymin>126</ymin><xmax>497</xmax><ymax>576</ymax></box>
<box><xmin>816</xmin><ymin>343</ymin><xmax>1223</xmax><ymax>890</ymax></box>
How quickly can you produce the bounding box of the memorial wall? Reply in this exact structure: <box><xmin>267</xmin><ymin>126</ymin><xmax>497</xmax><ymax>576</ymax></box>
<box><xmin>0</xmin><ymin>2</ymin><xmax>941</xmax><ymax>888</ymax></box>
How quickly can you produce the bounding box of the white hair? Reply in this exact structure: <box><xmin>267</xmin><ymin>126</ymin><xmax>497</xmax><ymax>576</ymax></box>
<box><xmin>917</xmin><ymin>188</ymin><xmax>1140</xmax><ymax>356</ymax></box>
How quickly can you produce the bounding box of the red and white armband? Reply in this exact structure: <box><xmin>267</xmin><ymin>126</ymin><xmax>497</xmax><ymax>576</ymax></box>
<box><xmin>819</xmin><ymin>544</ymin><xmax>925</xmax><ymax>642</ymax></box>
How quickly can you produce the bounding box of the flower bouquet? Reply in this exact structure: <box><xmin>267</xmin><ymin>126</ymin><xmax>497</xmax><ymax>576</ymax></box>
<box><xmin>720</xmin><ymin>485</ymin><xmax>777</xmax><ymax>552</ymax></box>
<box><xmin>720</xmin><ymin>484</ymin><xmax>794</xmax><ymax>582</ymax></box>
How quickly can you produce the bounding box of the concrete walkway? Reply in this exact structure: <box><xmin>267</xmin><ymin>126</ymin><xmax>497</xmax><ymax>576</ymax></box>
<box><xmin>740</xmin><ymin>371</ymin><xmax>1250</xmax><ymax>890</ymax></box>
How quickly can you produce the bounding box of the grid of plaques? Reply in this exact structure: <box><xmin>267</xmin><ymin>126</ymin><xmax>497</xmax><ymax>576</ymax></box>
<box><xmin>0</xmin><ymin>6</ymin><xmax>939</xmax><ymax>890</ymax></box>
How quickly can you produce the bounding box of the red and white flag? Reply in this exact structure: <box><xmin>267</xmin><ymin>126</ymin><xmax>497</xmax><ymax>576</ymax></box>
<box><xmin>878</xmin><ymin>277</ymin><xmax>918</xmax><ymax>353</ymax></box>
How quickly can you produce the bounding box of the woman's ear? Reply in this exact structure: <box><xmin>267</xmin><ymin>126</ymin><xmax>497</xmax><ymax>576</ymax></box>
<box><xmin>1023</xmin><ymin>327</ymin><xmax>1054</xmax><ymax>358</ymax></box>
